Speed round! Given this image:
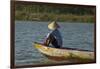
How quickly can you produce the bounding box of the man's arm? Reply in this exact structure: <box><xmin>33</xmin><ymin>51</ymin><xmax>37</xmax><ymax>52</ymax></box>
<box><xmin>43</xmin><ymin>33</ymin><xmax>51</xmax><ymax>46</ymax></box>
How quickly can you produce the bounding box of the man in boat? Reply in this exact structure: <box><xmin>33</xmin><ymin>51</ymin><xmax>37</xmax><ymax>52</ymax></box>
<box><xmin>43</xmin><ymin>21</ymin><xmax>62</xmax><ymax>48</ymax></box>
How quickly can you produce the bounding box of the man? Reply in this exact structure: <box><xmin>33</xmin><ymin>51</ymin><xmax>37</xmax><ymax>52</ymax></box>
<box><xmin>43</xmin><ymin>21</ymin><xmax>62</xmax><ymax>48</ymax></box>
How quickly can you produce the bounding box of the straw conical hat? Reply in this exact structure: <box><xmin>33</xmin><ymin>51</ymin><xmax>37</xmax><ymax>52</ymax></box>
<box><xmin>48</xmin><ymin>21</ymin><xmax>59</xmax><ymax>30</ymax></box>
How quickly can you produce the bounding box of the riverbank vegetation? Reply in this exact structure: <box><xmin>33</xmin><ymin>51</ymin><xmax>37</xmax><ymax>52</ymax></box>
<box><xmin>15</xmin><ymin>3</ymin><xmax>95</xmax><ymax>23</ymax></box>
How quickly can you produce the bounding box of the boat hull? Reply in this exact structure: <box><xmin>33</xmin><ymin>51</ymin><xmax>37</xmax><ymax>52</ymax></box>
<box><xmin>34</xmin><ymin>42</ymin><xmax>94</xmax><ymax>61</ymax></box>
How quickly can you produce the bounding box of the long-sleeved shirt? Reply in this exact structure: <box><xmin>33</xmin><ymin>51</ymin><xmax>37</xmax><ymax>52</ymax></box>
<box><xmin>46</xmin><ymin>29</ymin><xmax>62</xmax><ymax>47</ymax></box>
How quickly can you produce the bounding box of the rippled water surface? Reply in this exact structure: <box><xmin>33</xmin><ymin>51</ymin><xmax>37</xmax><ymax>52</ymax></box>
<box><xmin>15</xmin><ymin>21</ymin><xmax>94</xmax><ymax>65</ymax></box>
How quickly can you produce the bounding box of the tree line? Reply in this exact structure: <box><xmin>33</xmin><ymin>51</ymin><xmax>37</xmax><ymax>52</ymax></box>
<box><xmin>15</xmin><ymin>4</ymin><xmax>95</xmax><ymax>22</ymax></box>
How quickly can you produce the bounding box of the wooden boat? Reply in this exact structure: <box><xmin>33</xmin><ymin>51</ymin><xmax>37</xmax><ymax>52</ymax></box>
<box><xmin>34</xmin><ymin>42</ymin><xmax>94</xmax><ymax>61</ymax></box>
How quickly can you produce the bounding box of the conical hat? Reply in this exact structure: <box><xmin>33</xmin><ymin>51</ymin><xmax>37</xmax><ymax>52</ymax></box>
<box><xmin>48</xmin><ymin>21</ymin><xmax>59</xmax><ymax>30</ymax></box>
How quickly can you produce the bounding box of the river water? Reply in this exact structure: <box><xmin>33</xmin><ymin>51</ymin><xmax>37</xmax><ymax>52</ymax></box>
<box><xmin>15</xmin><ymin>21</ymin><xmax>94</xmax><ymax>66</ymax></box>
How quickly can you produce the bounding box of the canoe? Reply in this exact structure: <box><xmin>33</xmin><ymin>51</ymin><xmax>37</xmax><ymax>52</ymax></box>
<box><xmin>34</xmin><ymin>42</ymin><xmax>94</xmax><ymax>61</ymax></box>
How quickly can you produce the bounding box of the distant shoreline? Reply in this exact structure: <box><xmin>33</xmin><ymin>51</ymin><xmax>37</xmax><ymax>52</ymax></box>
<box><xmin>15</xmin><ymin>20</ymin><xmax>94</xmax><ymax>24</ymax></box>
<box><xmin>15</xmin><ymin>14</ymin><xmax>95</xmax><ymax>23</ymax></box>
<box><xmin>15</xmin><ymin>4</ymin><xmax>95</xmax><ymax>23</ymax></box>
